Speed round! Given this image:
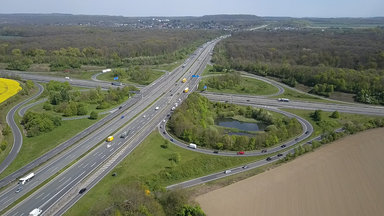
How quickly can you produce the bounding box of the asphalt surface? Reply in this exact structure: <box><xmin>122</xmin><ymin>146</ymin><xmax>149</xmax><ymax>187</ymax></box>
<box><xmin>1</xmin><ymin>37</ymin><xmax>224</xmax><ymax>215</ymax></box>
<box><xmin>0</xmin><ymin>83</ymin><xmax>44</xmax><ymax>175</ymax></box>
<box><xmin>202</xmin><ymin>92</ymin><xmax>384</xmax><ymax>116</ymax></box>
<box><xmin>0</xmin><ymin>70</ymin><xmax>136</xmax><ymax>90</ymax></box>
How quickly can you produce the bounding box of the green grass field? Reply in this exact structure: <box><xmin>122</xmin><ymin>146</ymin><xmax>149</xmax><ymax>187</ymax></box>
<box><xmin>66</xmin><ymin>131</ymin><xmax>267</xmax><ymax>215</ymax></box>
<box><xmin>202</xmin><ymin>76</ymin><xmax>279</xmax><ymax>96</ymax></box>
<box><xmin>0</xmin><ymin>117</ymin><xmax>102</xmax><ymax>179</ymax></box>
<box><xmin>97</xmin><ymin>69</ymin><xmax>164</xmax><ymax>85</ymax></box>
<box><xmin>271</xmin><ymin>87</ymin><xmax>336</xmax><ymax>103</ymax></box>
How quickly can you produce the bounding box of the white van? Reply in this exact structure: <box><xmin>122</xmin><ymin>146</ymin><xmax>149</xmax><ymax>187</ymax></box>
<box><xmin>189</xmin><ymin>143</ymin><xmax>197</xmax><ymax>149</ymax></box>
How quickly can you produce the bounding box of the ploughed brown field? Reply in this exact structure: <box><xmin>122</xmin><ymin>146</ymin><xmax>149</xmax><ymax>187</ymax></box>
<box><xmin>196</xmin><ymin>128</ymin><xmax>384</xmax><ymax>216</ymax></box>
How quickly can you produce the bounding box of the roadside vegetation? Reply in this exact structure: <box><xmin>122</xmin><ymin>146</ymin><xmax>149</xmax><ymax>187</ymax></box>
<box><xmin>199</xmin><ymin>71</ymin><xmax>278</xmax><ymax>95</ymax></box>
<box><xmin>212</xmin><ymin>28</ymin><xmax>384</xmax><ymax>104</ymax></box>
<box><xmin>66</xmin><ymin>131</ymin><xmax>265</xmax><ymax>216</ymax></box>
<box><xmin>168</xmin><ymin>93</ymin><xmax>302</xmax><ymax>151</ymax></box>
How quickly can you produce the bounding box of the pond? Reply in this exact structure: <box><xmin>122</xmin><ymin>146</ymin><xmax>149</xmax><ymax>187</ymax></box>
<box><xmin>216</xmin><ymin>118</ymin><xmax>266</xmax><ymax>132</ymax></box>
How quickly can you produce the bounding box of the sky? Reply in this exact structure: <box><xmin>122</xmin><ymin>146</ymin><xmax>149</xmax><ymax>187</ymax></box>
<box><xmin>0</xmin><ymin>0</ymin><xmax>383</xmax><ymax>17</ymax></box>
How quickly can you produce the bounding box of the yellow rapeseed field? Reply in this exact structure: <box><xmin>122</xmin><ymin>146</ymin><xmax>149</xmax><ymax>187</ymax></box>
<box><xmin>0</xmin><ymin>78</ymin><xmax>22</xmax><ymax>104</ymax></box>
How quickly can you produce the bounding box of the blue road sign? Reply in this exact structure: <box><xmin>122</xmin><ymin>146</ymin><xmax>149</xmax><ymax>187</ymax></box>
<box><xmin>192</xmin><ymin>75</ymin><xmax>196</xmax><ymax>78</ymax></box>
<box><xmin>114</xmin><ymin>76</ymin><xmax>119</xmax><ymax>80</ymax></box>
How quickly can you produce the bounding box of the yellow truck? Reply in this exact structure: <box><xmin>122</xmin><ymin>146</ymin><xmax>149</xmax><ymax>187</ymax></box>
<box><xmin>183</xmin><ymin>87</ymin><xmax>189</xmax><ymax>93</ymax></box>
<box><xmin>107</xmin><ymin>136</ymin><xmax>114</xmax><ymax>142</ymax></box>
<box><xmin>182</xmin><ymin>78</ymin><xmax>187</xmax><ymax>83</ymax></box>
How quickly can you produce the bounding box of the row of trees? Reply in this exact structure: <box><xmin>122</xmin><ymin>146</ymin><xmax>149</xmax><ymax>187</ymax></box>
<box><xmin>168</xmin><ymin>93</ymin><xmax>302</xmax><ymax>151</ymax></box>
<box><xmin>281</xmin><ymin>114</ymin><xmax>384</xmax><ymax>163</ymax></box>
<box><xmin>212</xmin><ymin>29</ymin><xmax>384</xmax><ymax>104</ymax></box>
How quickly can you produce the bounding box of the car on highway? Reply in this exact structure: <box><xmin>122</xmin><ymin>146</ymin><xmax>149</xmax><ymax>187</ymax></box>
<box><xmin>121</xmin><ymin>115</ymin><xmax>124</xmax><ymax>119</ymax></box>
<box><xmin>295</xmin><ymin>137</ymin><xmax>299</xmax><ymax>141</ymax></box>
<box><xmin>266</xmin><ymin>157</ymin><xmax>272</xmax><ymax>161</ymax></box>
<box><xmin>170</xmin><ymin>138</ymin><xmax>174</xmax><ymax>142</ymax></box>
<box><xmin>163</xmin><ymin>131</ymin><xmax>166</xmax><ymax>134</ymax></box>
<box><xmin>261</xmin><ymin>149</ymin><xmax>267</xmax><ymax>153</ymax></box>
<box><xmin>119</xmin><ymin>106</ymin><xmax>122</xmax><ymax>109</ymax></box>
<box><xmin>224</xmin><ymin>170</ymin><xmax>231</xmax><ymax>174</ymax></box>
<box><xmin>277</xmin><ymin>153</ymin><xmax>283</xmax><ymax>157</ymax></box>
<box><xmin>155</xmin><ymin>106</ymin><xmax>159</xmax><ymax>110</ymax></box>
<box><xmin>305</xmin><ymin>131</ymin><xmax>309</xmax><ymax>134</ymax></box>
<box><xmin>163</xmin><ymin>119</ymin><xmax>166</xmax><ymax>122</ymax></box>
<box><xmin>237</xmin><ymin>151</ymin><xmax>245</xmax><ymax>155</ymax></box>
<box><xmin>246</xmin><ymin>99</ymin><xmax>250</xmax><ymax>102</ymax></box>
<box><xmin>213</xmin><ymin>150</ymin><xmax>219</xmax><ymax>154</ymax></box>
<box><xmin>281</xmin><ymin>144</ymin><xmax>286</xmax><ymax>148</ymax></box>
<box><xmin>242</xmin><ymin>165</ymin><xmax>248</xmax><ymax>169</ymax></box>
<box><xmin>112</xmin><ymin>173</ymin><xmax>117</xmax><ymax>177</ymax></box>
<box><xmin>79</xmin><ymin>188</ymin><xmax>87</xmax><ymax>194</ymax></box>
<box><xmin>143</xmin><ymin>115</ymin><xmax>146</xmax><ymax>118</ymax></box>
<box><xmin>15</xmin><ymin>187</ymin><xmax>23</xmax><ymax>193</ymax></box>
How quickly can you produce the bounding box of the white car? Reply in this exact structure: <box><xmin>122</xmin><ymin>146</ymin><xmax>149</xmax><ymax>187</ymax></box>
<box><xmin>155</xmin><ymin>107</ymin><xmax>159</xmax><ymax>110</ymax></box>
<box><xmin>224</xmin><ymin>170</ymin><xmax>231</xmax><ymax>174</ymax></box>
<box><xmin>143</xmin><ymin>115</ymin><xmax>146</xmax><ymax>118</ymax></box>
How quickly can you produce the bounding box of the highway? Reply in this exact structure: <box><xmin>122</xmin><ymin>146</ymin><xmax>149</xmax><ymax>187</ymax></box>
<box><xmin>0</xmin><ymin>83</ymin><xmax>44</xmax><ymax>175</ymax></box>
<box><xmin>201</xmin><ymin>92</ymin><xmax>384</xmax><ymax>116</ymax></box>
<box><xmin>2</xmin><ymin>37</ymin><xmax>223</xmax><ymax>215</ymax></box>
<box><xmin>0</xmin><ymin>70</ymin><xmax>136</xmax><ymax>90</ymax></box>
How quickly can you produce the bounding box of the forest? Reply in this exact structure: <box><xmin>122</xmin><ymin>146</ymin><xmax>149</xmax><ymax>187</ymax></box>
<box><xmin>168</xmin><ymin>93</ymin><xmax>302</xmax><ymax>151</ymax></box>
<box><xmin>212</xmin><ymin>28</ymin><xmax>384</xmax><ymax>104</ymax></box>
<box><xmin>0</xmin><ymin>25</ymin><xmax>219</xmax><ymax>70</ymax></box>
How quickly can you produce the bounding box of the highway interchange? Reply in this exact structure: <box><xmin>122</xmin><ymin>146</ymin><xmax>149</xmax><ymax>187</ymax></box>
<box><xmin>0</xmin><ymin>36</ymin><xmax>223</xmax><ymax>215</ymax></box>
<box><xmin>0</xmin><ymin>34</ymin><xmax>383</xmax><ymax>215</ymax></box>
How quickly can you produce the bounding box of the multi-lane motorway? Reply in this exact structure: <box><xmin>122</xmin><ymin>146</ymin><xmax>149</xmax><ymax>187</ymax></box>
<box><xmin>1</xmin><ymin>36</ymin><xmax>224</xmax><ymax>215</ymax></box>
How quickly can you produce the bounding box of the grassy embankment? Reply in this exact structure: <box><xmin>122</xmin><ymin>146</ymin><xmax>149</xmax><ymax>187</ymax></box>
<box><xmin>0</xmin><ymin>115</ymin><xmax>105</xmax><ymax>179</ymax></box>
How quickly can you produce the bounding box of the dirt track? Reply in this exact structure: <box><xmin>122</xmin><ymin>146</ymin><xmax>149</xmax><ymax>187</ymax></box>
<box><xmin>196</xmin><ymin>128</ymin><xmax>384</xmax><ymax>216</ymax></box>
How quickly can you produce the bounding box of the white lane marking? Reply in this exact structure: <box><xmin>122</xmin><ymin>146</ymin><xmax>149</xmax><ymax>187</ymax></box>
<box><xmin>50</xmin><ymin>167</ymin><xmax>59</xmax><ymax>174</ymax></box>
<box><xmin>57</xmin><ymin>177</ymin><xmax>72</xmax><ymax>189</ymax></box>
<box><xmin>42</xmin><ymin>193</ymin><xmax>51</xmax><ymax>200</ymax></box>
<box><xmin>35</xmin><ymin>192</ymin><xmax>45</xmax><ymax>199</ymax></box>
<box><xmin>90</xmin><ymin>162</ymin><xmax>97</xmax><ymax>168</ymax></box>
<box><xmin>101</xmin><ymin>154</ymin><xmax>106</xmax><ymax>159</ymax></box>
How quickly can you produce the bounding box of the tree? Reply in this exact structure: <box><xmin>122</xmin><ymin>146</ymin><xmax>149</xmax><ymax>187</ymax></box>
<box><xmin>2</xmin><ymin>124</ymin><xmax>11</xmax><ymax>136</ymax></box>
<box><xmin>311</xmin><ymin>110</ymin><xmax>322</xmax><ymax>121</ymax></box>
<box><xmin>89</xmin><ymin>111</ymin><xmax>98</xmax><ymax>120</ymax></box>
<box><xmin>330</xmin><ymin>111</ymin><xmax>340</xmax><ymax>119</ymax></box>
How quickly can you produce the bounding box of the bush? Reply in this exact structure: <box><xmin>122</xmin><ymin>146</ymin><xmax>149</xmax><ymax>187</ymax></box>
<box><xmin>89</xmin><ymin>111</ymin><xmax>98</xmax><ymax>120</ymax></box>
<box><xmin>43</xmin><ymin>103</ymin><xmax>53</xmax><ymax>111</ymax></box>
<box><xmin>0</xmin><ymin>140</ymin><xmax>7</xmax><ymax>151</ymax></box>
<box><xmin>330</xmin><ymin>111</ymin><xmax>340</xmax><ymax>119</ymax></box>
<box><xmin>21</xmin><ymin>111</ymin><xmax>62</xmax><ymax>137</ymax></box>
<box><xmin>2</xmin><ymin>124</ymin><xmax>11</xmax><ymax>136</ymax></box>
